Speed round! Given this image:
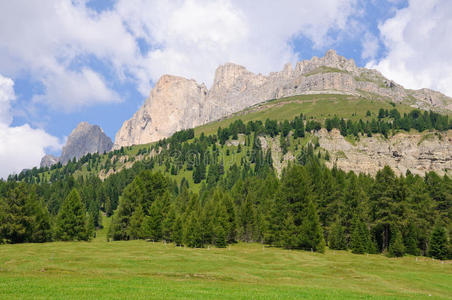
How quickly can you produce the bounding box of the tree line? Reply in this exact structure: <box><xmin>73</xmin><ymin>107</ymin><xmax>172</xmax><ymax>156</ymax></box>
<box><xmin>1</xmin><ymin>107</ymin><xmax>451</xmax><ymax>259</ymax></box>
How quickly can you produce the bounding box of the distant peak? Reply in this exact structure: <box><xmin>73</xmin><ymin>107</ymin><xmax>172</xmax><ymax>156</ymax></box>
<box><xmin>325</xmin><ymin>49</ymin><xmax>338</xmax><ymax>57</ymax></box>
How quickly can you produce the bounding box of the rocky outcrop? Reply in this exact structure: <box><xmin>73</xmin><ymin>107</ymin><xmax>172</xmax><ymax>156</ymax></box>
<box><xmin>315</xmin><ymin>129</ymin><xmax>452</xmax><ymax>176</ymax></box>
<box><xmin>114</xmin><ymin>75</ymin><xmax>210</xmax><ymax>147</ymax></box>
<box><xmin>40</xmin><ymin>122</ymin><xmax>113</xmax><ymax>167</ymax></box>
<box><xmin>40</xmin><ymin>154</ymin><xmax>58</xmax><ymax>168</ymax></box>
<box><xmin>114</xmin><ymin>50</ymin><xmax>452</xmax><ymax>148</ymax></box>
<box><xmin>59</xmin><ymin>122</ymin><xmax>113</xmax><ymax>165</ymax></box>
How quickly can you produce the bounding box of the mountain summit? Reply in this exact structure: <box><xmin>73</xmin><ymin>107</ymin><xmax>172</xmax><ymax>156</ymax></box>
<box><xmin>40</xmin><ymin>122</ymin><xmax>113</xmax><ymax>167</ymax></box>
<box><xmin>114</xmin><ymin>50</ymin><xmax>452</xmax><ymax>148</ymax></box>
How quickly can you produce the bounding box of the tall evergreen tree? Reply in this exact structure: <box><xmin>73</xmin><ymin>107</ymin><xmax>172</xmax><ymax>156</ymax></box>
<box><xmin>329</xmin><ymin>220</ymin><xmax>347</xmax><ymax>250</ymax></box>
<box><xmin>55</xmin><ymin>189</ymin><xmax>90</xmax><ymax>241</ymax></box>
<box><xmin>429</xmin><ymin>224</ymin><xmax>448</xmax><ymax>260</ymax></box>
<box><xmin>128</xmin><ymin>205</ymin><xmax>145</xmax><ymax>240</ymax></box>
<box><xmin>350</xmin><ymin>217</ymin><xmax>370</xmax><ymax>254</ymax></box>
<box><xmin>299</xmin><ymin>200</ymin><xmax>326</xmax><ymax>253</ymax></box>
<box><xmin>389</xmin><ymin>227</ymin><xmax>405</xmax><ymax>257</ymax></box>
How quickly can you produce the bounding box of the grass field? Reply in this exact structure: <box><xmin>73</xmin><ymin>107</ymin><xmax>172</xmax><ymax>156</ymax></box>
<box><xmin>194</xmin><ymin>94</ymin><xmax>417</xmax><ymax>137</ymax></box>
<box><xmin>0</xmin><ymin>225</ymin><xmax>451</xmax><ymax>300</ymax></box>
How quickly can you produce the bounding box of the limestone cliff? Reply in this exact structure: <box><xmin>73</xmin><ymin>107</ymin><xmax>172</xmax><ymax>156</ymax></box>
<box><xmin>40</xmin><ymin>122</ymin><xmax>113</xmax><ymax>167</ymax></box>
<box><xmin>315</xmin><ymin>129</ymin><xmax>452</xmax><ymax>176</ymax></box>
<box><xmin>114</xmin><ymin>50</ymin><xmax>452</xmax><ymax>148</ymax></box>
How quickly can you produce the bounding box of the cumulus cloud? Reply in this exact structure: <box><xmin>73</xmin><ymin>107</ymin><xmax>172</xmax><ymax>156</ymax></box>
<box><xmin>0</xmin><ymin>0</ymin><xmax>359</xmax><ymax>107</ymax></box>
<box><xmin>117</xmin><ymin>0</ymin><xmax>357</xmax><ymax>90</ymax></box>
<box><xmin>0</xmin><ymin>74</ymin><xmax>61</xmax><ymax>178</ymax></box>
<box><xmin>368</xmin><ymin>0</ymin><xmax>452</xmax><ymax>96</ymax></box>
<box><xmin>361</xmin><ymin>32</ymin><xmax>379</xmax><ymax>60</ymax></box>
<box><xmin>0</xmin><ymin>0</ymin><xmax>128</xmax><ymax>110</ymax></box>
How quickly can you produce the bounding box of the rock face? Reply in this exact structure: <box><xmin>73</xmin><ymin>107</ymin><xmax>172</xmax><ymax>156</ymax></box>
<box><xmin>40</xmin><ymin>154</ymin><xmax>58</xmax><ymax>168</ymax></box>
<box><xmin>315</xmin><ymin>129</ymin><xmax>452</xmax><ymax>176</ymax></box>
<box><xmin>114</xmin><ymin>49</ymin><xmax>452</xmax><ymax>148</ymax></box>
<box><xmin>59</xmin><ymin>122</ymin><xmax>113</xmax><ymax>165</ymax></box>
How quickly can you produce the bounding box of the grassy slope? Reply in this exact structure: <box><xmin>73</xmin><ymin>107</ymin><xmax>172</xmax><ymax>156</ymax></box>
<box><xmin>194</xmin><ymin>94</ymin><xmax>415</xmax><ymax>137</ymax></box>
<box><xmin>0</xmin><ymin>230</ymin><xmax>451</xmax><ymax>299</ymax></box>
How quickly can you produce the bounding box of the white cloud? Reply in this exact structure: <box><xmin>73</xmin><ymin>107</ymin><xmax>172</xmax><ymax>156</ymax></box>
<box><xmin>0</xmin><ymin>0</ymin><xmax>131</xmax><ymax>110</ymax></box>
<box><xmin>368</xmin><ymin>0</ymin><xmax>452</xmax><ymax>96</ymax></box>
<box><xmin>0</xmin><ymin>75</ymin><xmax>15</xmax><ymax>125</ymax></box>
<box><xmin>361</xmin><ymin>32</ymin><xmax>379</xmax><ymax>60</ymax></box>
<box><xmin>117</xmin><ymin>0</ymin><xmax>357</xmax><ymax>89</ymax></box>
<box><xmin>0</xmin><ymin>0</ymin><xmax>358</xmax><ymax>107</ymax></box>
<box><xmin>0</xmin><ymin>74</ymin><xmax>61</xmax><ymax>178</ymax></box>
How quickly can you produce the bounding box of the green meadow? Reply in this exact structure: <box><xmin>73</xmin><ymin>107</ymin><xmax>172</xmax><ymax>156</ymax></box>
<box><xmin>0</xmin><ymin>226</ymin><xmax>450</xmax><ymax>299</ymax></box>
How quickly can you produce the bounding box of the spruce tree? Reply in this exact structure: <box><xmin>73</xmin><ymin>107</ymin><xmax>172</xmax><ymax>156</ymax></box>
<box><xmin>404</xmin><ymin>222</ymin><xmax>420</xmax><ymax>256</ymax></box>
<box><xmin>429</xmin><ymin>224</ymin><xmax>448</xmax><ymax>260</ymax></box>
<box><xmin>329</xmin><ymin>220</ymin><xmax>347</xmax><ymax>250</ymax></box>
<box><xmin>299</xmin><ymin>200</ymin><xmax>325</xmax><ymax>253</ymax></box>
<box><xmin>350</xmin><ymin>217</ymin><xmax>370</xmax><ymax>254</ymax></box>
<box><xmin>172</xmin><ymin>216</ymin><xmax>184</xmax><ymax>246</ymax></box>
<box><xmin>214</xmin><ymin>225</ymin><xmax>227</xmax><ymax>248</ymax></box>
<box><xmin>389</xmin><ymin>227</ymin><xmax>405</xmax><ymax>257</ymax></box>
<box><xmin>128</xmin><ymin>205</ymin><xmax>145</xmax><ymax>240</ymax></box>
<box><xmin>0</xmin><ymin>184</ymin><xmax>52</xmax><ymax>243</ymax></box>
<box><xmin>55</xmin><ymin>189</ymin><xmax>89</xmax><ymax>241</ymax></box>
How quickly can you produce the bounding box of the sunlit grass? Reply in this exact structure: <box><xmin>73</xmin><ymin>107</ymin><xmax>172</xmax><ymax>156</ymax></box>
<box><xmin>0</xmin><ymin>232</ymin><xmax>450</xmax><ymax>299</ymax></box>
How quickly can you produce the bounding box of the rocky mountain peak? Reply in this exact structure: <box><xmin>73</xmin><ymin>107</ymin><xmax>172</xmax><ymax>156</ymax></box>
<box><xmin>113</xmin><ymin>50</ymin><xmax>452</xmax><ymax>148</ymax></box>
<box><xmin>40</xmin><ymin>154</ymin><xmax>58</xmax><ymax>168</ymax></box>
<box><xmin>210</xmin><ymin>63</ymin><xmax>252</xmax><ymax>94</ymax></box>
<box><xmin>40</xmin><ymin>122</ymin><xmax>113</xmax><ymax>167</ymax></box>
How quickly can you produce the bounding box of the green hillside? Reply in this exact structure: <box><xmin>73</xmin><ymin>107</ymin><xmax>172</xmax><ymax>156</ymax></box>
<box><xmin>13</xmin><ymin>93</ymin><xmax>434</xmax><ymax>184</ymax></box>
<box><xmin>195</xmin><ymin>94</ymin><xmax>416</xmax><ymax>137</ymax></box>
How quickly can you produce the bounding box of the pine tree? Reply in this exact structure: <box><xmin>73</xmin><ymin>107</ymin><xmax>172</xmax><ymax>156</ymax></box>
<box><xmin>282</xmin><ymin>213</ymin><xmax>297</xmax><ymax>249</ymax></box>
<box><xmin>404</xmin><ymin>222</ymin><xmax>420</xmax><ymax>256</ymax></box>
<box><xmin>429</xmin><ymin>224</ymin><xmax>448</xmax><ymax>260</ymax></box>
<box><xmin>329</xmin><ymin>220</ymin><xmax>347</xmax><ymax>250</ymax></box>
<box><xmin>184</xmin><ymin>213</ymin><xmax>203</xmax><ymax>248</ymax></box>
<box><xmin>389</xmin><ymin>227</ymin><xmax>405</xmax><ymax>257</ymax></box>
<box><xmin>128</xmin><ymin>205</ymin><xmax>145</xmax><ymax>240</ymax></box>
<box><xmin>55</xmin><ymin>189</ymin><xmax>89</xmax><ymax>241</ymax></box>
<box><xmin>0</xmin><ymin>184</ymin><xmax>52</xmax><ymax>244</ymax></box>
<box><xmin>299</xmin><ymin>200</ymin><xmax>325</xmax><ymax>253</ymax></box>
<box><xmin>350</xmin><ymin>217</ymin><xmax>370</xmax><ymax>254</ymax></box>
<box><xmin>172</xmin><ymin>216</ymin><xmax>184</xmax><ymax>246</ymax></box>
<box><xmin>214</xmin><ymin>224</ymin><xmax>227</xmax><ymax>248</ymax></box>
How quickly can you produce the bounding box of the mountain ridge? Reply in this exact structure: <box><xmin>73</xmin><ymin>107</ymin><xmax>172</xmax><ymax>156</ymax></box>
<box><xmin>114</xmin><ymin>49</ymin><xmax>452</xmax><ymax>148</ymax></box>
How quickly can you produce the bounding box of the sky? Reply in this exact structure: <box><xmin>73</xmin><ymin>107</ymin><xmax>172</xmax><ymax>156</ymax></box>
<box><xmin>1</xmin><ymin>0</ymin><xmax>452</xmax><ymax>178</ymax></box>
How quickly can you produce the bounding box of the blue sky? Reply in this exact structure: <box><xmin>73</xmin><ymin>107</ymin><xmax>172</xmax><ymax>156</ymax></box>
<box><xmin>1</xmin><ymin>0</ymin><xmax>452</xmax><ymax>177</ymax></box>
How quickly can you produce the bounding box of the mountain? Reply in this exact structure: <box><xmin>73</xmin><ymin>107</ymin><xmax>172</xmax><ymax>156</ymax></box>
<box><xmin>59</xmin><ymin>122</ymin><xmax>113</xmax><ymax>165</ymax></box>
<box><xmin>40</xmin><ymin>122</ymin><xmax>113</xmax><ymax>167</ymax></box>
<box><xmin>114</xmin><ymin>49</ymin><xmax>452</xmax><ymax>148</ymax></box>
<box><xmin>40</xmin><ymin>154</ymin><xmax>58</xmax><ymax>168</ymax></box>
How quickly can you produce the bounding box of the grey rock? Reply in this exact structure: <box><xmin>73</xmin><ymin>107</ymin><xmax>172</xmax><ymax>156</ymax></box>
<box><xmin>114</xmin><ymin>49</ymin><xmax>452</xmax><ymax>148</ymax></box>
<box><xmin>315</xmin><ymin>129</ymin><xmax>452</xmax><ymax>176</ymax></box>
<box><xmin>59</xmin><ymin>122</ymin><xmax>113</xmax><ymax>165</ymax></box>
<box><xmin>40</xmin><ymin>154</ymin><xmax>58</xmax><ymax>168</ymax></box>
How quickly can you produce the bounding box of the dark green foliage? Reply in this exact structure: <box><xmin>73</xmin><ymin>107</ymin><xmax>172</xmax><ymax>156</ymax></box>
<box><xmin>299</xmin><ymin>200</ymin><xmax>325</xmax><ymax>253</ymax></box>
<box><xmin>2</xmin><ymin>105</ymin><xmax>451</xmax><ymax>259</ymax></box>
<box><xmin>404</xmin><ymin>222</ymin><xmax>420</xmax><ymax>256</ymax></box>
<box><xmin>350</xmin><ymin>217</ymin><xmax>371</xmax><ymax>254</ymax></box>
<box><xmin>329</xmin><ymin>220</ymin><xmax>347</xmax><ymax>250</ymax></box>
<box><xmin>389</xmin><ymin>228</ymin><xmax>405</xmax><ymax>257</ymax></box>
<box><xmin>429</xmin><ymin>224</ymin><xmax>448</xmax><ymax>260</ymax></box>
<box><xmin>55</xmin><ymin>189</ymin><xmax>90</xmax><ymax>241</ymax></box>
<box><xmin>0</xmin><ymin>184</ymin><xmax>52</xmax><ymax>243</ymax></box>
